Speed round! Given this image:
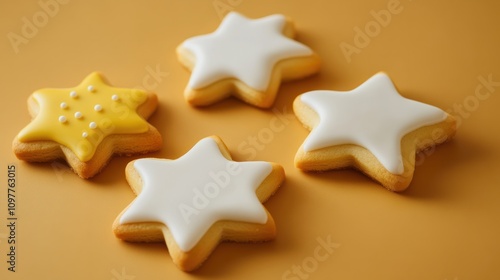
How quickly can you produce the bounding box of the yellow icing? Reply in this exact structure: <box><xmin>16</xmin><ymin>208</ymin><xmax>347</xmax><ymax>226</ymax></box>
<box><xmin>17</xmin><ymin>72</ymin><xmax>150</xmax><ymax>162</ymax></box>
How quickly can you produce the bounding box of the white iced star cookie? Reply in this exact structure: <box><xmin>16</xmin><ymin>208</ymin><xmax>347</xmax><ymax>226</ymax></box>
<box><xmin>294</xmin><ymin>72</ymin><xmax>456</xmax><ymax>191</ymax></box>
<box><xmin>12</xmin><ymin>72</ymin><xmax>162</xmax><ymax>179</ymax></box>
<box><xmin>177</xmin><ymin>12</ymin><xmax>320</xmax><ymax>108</ymax></box>
<box><xmin>113</xmin><ymin>136</ymin><xmax>285</xmax><ymax>271</ymax></box>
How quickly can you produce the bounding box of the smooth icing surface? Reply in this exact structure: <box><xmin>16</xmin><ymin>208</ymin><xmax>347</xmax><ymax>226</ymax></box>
<box><xmin>119</xmin><ymin>137</ymin><xmax>272</xmax><ymax>252</ymax></box>
<box><xmin>17</xmin><ymin>72</ymin><xmax>150</xmax><ymax>162</ymax></box>
<box><xmin>299</xmin><ymin>72</ymin><xmax>447</xmax><ymax>174</ymax></box>
<box><xmin>181</xmin><ymin>12</ymin><xmax>313</xmax><ymax>91</ymax></box>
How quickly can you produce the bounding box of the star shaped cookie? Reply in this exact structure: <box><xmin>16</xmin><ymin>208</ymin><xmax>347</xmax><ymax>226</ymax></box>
<box><xmin>294</xmin><ymin>72</ymin><xmax>456</xmax><ymax>191</ymax></box>
<box><xmin>113</xmin><ymin>136</ymin><xmax>285</xmax><ymax>271</ymax></box>
<box><xmin>177</xmin><ymin>12</ymin><xmax>320</xmax><ymax>108</ymax></box>
<box><xmin>13</xmin><ymin>72</ymin><xmax>162</xmax><ymax>178</ymax></box>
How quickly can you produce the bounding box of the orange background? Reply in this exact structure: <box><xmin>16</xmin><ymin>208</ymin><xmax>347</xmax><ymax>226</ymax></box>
<box><xmin>1</xmin><ymin>0</ymin><xmax>500</xmax><ymax>279</ymax></box>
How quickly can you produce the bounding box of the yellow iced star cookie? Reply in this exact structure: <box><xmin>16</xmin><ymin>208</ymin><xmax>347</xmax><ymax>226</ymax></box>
<box><xmin>13</xmin><ymin>72</ymin><xmax>162</xmax><ymax>178</ymax></box>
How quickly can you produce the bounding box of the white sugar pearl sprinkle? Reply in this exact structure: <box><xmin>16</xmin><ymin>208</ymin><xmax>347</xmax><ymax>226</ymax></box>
<box><xmin>60</xmin><ymin>102</ymin><xmax>68</xmax><ymax>109</ymax></box>
<box><xmin>74</xmin><ymin>112</ymin><xmax>82</xmax><ymax>119</ymax></box>
<box><xmin>58</xmin><ymin>116</ymin><xmax>67</xmax><ymax>123</ymax></box>
<box><xmin>89</xmin><ymin>122</ymin><xmax>97</xmax><ymax>129</ymax></box>
<box><xmin>82</xmin><ymin>132</ymin><xmax>88</xmax><ymax>138</ymax></box>
<box><xmin>70</xmin><ymin>91</ymin><xmax>78</xmax><ymax>98</ymax></box>
<box><xmin>111</xmin><ymin>94</ymin><xmax>119</xmax><ymax>101</ymax></box>
<box><xmin>87</xmin><ymin>85</ymin><xmax>95</xmax><ymax>92</ymax></box>
<box><xmin>94</xmin><ymin>104</ymin><xmax>102</xmax><ymax>112</ymax></box>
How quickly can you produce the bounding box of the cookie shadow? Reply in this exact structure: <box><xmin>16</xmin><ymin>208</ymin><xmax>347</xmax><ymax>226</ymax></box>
<box><xmin>274</xmin><ymin>70</ymin><xmax>335</xmax><ymax>111</ymax></box>
<box><xmin>402</xmin><ymin>135</ymin><xmax>487</xmax><ymax>199</ymax></box>
<box><xmin>90</xmin><ymin>147</ymin><xmax>165</xmax><ymax>186</ymax></box>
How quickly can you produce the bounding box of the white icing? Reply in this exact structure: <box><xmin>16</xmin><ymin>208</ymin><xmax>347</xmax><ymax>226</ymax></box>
<box><xmin>181</xmin><ymin>12</ymin><xmax>313</xmax><ymax>91</ymax></box>
<box><xmin>89</xmin><ymin>122</ymin><xmax>97</xmax><ymax>129</ymax></box>
<box><xmin>74</xmin><ymin>111</ymin><xmax>82</xmax><ymax>119</ymax></box>
<box><xmin>111</xmin><ymin>94</ymin><xmax>119</xmax><ymax>101</ymax></box>
<box><xmin>70</xmin><ymin>91</ymin><xmax>78</xmax><ymax>98</ymax></box>
<box><xmin>119</xmin><ymin>137</ymin><xmax>272</xmax><ymax>252</ymax></box>
<box><xmin>299</xmin><ymin>72</ymin><xmax>447</xmax><ymax>174</ymax></box>
<box><xmin>94</xmin><ymin>104</ymin><xmax>102</xmax><ymax>112</ymax></box>
<box><xmin>82</xmin><ymin>132</ymin><xmax>88</xmax><ymax>138</ymax></box>
<box><xmin>58</xmin><ymin>116</ymin><xmax>67</xmax><ymax>123</ymax></box>
<box><xmin>60</xmin><ymin>102</ymin><xmax>68</xmax><ymax>109</ymax></box>
<box><xmin>87</xmin><ymin>85</ymin><xmax>95</xmax><ymax>92</ymax></box>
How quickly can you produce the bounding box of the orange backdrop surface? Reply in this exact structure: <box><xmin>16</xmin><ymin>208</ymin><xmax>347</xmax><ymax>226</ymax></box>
<box><xmin>1</xmin><ymin>0</ymin><xmax>500</xmax><ymax>279</ymax></box>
